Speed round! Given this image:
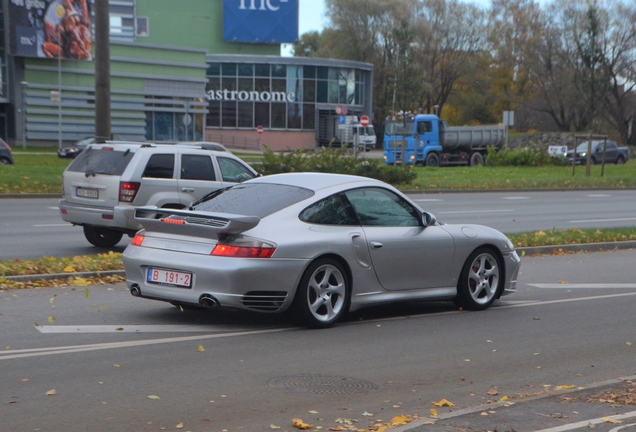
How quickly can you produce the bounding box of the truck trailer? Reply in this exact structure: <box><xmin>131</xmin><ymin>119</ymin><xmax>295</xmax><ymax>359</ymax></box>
<box><xmin>383</xmin><ymin>114</ymin><xmax>506</xmax><ymax>166</ymax></box>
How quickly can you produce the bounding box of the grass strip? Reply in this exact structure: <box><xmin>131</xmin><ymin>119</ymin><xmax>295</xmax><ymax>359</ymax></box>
<box><xmin>1</xmin><ymin>227</ymin><xmax>635</xmax><ymax>290</ymax></box>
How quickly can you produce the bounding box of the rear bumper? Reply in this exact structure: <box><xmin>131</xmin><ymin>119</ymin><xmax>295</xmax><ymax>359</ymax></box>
<box><xmin>58</xmin><ymin>199</ymin><xmax>139</xmax><ymax>232</ymax></box>
<box><xmin>123</xmin><ymin>244</ymin><xmax>309</xmax><ymax>312</ymax></box>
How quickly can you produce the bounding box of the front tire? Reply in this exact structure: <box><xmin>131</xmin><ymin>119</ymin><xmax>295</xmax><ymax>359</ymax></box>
<box><xmin>83</xmin><ymin>226</ymin><xmax>123</xmax><ymax>247</ymax></box>
<box><xmin>425</xmin><ymin>152</ymin><xmax>440</xmax><ymax>167</ymax></box>
<box><xmin>292</xmin><ymin>258</ymin><xmax>350</xmax><ymax>328</ymax></box>
<box><xmin>454</xmin><ymin>247</ymin><xmax>502</xmax><ymax>311</ymax></box>
<box><xmin>470</xmin><ymin>152</ymin><xmax>484</xmax><ymax>166</ymax></box>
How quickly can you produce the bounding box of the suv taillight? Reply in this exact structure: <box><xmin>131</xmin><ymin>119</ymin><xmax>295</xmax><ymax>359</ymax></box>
<box><xmin>119</xmin><ymin>182</ymin><xmax>140</xmax><ymax>202</ymax></box>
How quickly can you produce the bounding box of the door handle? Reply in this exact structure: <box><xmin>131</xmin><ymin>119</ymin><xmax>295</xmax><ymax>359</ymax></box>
<box><xmin>370</xmin><ymin>241</ymin><xmax>383</xmax><ymax>249</ymax></box>
<box><xmin>181</xmin><ymin>188</ymin><xmax>194</xmax><ymax>192</ymax></box>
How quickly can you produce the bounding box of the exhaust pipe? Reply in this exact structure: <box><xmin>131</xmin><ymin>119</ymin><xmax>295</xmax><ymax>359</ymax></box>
<box><xmin>199</xmin><ymin>295</ymin><xmax>219</xmax><ymax>308</ymax></box>
<box><xmin>130</xmin><ymin>285</ymin><xmax>141</xmax><ymax>297</ymax></box>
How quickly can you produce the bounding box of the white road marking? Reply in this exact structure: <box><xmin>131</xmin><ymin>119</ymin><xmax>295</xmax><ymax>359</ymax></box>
<box><xmin>501</xmin><ymin>196</ymin><xmax>530</xmax><ymax>200</ymax></box>
<box><xmin>586</xmin><ymin>194</ymin><xmax>610</xmax><ymax>197</ymax></box>
<box><xmin>529</xmin><ymin>283</ymin><xmax>636</xmax><ymax>289</ymax></box>
<box><xmin>569</xmin><ymin>217</ymin><xmax>636</xmax><ymax>223</ymax></box>
<box><xmin>5</xmin><ymin>293</ymin><xmax>636</xmax><ymax>362</ymax></box>
<box><xmin>437</xmin><ymin>209</ymin><xmax>514</xmax><ymax>215</ymax></box>
<box><xmin>36</xmin><ymin>325</ymin><xmax>253</xmax><ymax>333</ymax></box>
<box><xmin>47</xmin><ymin>206</ymin><xmax>60</xmax><ymax>210</ymax></box>
<box><xmin>532</xmin><ymin>410</ymin><xmax>636</xmax><ymax>432</ymax></box>
<box><xmin>0</xmin><ymin>327</ymin><xmax>294</xmax><ymax>361</ymax></box>
<box><xmin>33</xmin><ymin>224</ymin><xmax>71</xmax><ymax>227</ymax></box>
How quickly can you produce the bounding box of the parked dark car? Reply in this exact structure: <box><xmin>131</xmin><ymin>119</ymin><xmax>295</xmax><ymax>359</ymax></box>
<box><xmin>58</xmin><ymin>137</ymin><xmax>96</xmax><ymax>158</ymax></box>
<box><xmin>564</xmin><ymin>140</ymin><xmax>630</xmax><ymax>165</ymax></box>
<box><xmin>0</xmin><ymin>138</ymin><xmax>14</xmax><ymax>165</ymax></box>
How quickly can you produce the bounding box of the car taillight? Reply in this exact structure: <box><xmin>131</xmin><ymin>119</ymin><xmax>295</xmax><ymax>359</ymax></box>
<box><xmin>119</xmin><ymin>182</ymin><xmax>140</xmax><ymax>202</ymax></box>
<box><xmin>1</xmin><ymin>140</ymin><xmax>10</xmax><ymax>150</ymax></box>
<box><xmin>211</xmin><ymin>244</ymin><xmax>276</xmax><ymax>258</ymax></box>
<box><xmin>131</xmin><ymin>234</ymin><xmax>145</xmax><ymax>246</ymax></box>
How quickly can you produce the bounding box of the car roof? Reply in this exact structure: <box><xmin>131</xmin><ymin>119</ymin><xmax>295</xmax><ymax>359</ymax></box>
<box><xmin>87</xmin><ymin>142</ymin><xmax>229</xmax><ymax>155</ymax></box>
<box><xmin>248</xmin><ymin>172</ymin><xmax>384</xmax><ymax>192</ymax></box>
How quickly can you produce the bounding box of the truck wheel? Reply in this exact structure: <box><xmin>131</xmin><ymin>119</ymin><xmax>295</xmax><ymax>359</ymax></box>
<box><xmin>616</xmin><ymin>156</ymin><xmax>626</xmax><ymax>164</ymax></box>
<box><xmin>470</xmin><ymin>153</ymin><xmax>484</xmax><ymax>166</ymax></box>
<box><xmin>83</xmin><ymin>226</ymin><xmax>123</xmax><ymax>248</ymax></box>
<box><xmin>425</xmin><ymin>153</ymin><xmax>440</xmax><ymax>167</ymax></box>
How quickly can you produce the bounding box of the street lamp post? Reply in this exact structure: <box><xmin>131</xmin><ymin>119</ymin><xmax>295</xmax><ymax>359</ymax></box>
<box><xmin>20</xmin><ymin>81</ymin><xmax>29</xmax><ymax>150</ymax></box>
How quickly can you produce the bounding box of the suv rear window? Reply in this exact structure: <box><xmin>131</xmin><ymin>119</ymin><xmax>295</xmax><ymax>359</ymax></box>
<box><xmin>67</xmin><ymin>147</ymin><xmax>135</xmax><ymax>176</ymax></box>
<box><xmin>194</xmin><ymin>183</ymin><xmax>314</xmax><ymax>218</ymax></box>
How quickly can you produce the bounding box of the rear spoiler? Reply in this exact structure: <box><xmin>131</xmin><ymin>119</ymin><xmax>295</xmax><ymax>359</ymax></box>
<box><xmin>134</xmin><ymin>207</ymin><xmax>260</xmax><ymax>238</ymax></box>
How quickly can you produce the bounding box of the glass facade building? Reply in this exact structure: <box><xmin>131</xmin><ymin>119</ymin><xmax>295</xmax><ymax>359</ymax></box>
<box><xmin>204</xmin><ymin>55</ymin><xmax>374</xmax><ymax>149</ymax></box>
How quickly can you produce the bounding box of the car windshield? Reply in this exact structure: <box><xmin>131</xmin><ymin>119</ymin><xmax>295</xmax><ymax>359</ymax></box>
<box><xmin>384</xmin><ymin>121</ymin><xmax>414</xmax><ymax>136</ymax></box>
<box><xmin>66</xmin><ymin>147</ymin><xmax>135</xmax><ymax>176</ymax></box>
<box><xmin>576</xmin><ymin>142</ymin><xmax>601</xmax><ymax>152</ymax></box>
<box><xmin>194</xmin><ymin>183</ymin><xmax>314</xmax><ymax>218</ymax></box>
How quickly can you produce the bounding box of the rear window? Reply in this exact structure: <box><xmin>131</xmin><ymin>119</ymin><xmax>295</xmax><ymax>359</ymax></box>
<box><xmin>194</xmin><ymin>183</ymin><xmax>314</xmax><ymax>218</ymax></box>
<box><xmin>66</xmin><ymin>147</ymin><xmax>135</xmax><ymax>176</ymax></box>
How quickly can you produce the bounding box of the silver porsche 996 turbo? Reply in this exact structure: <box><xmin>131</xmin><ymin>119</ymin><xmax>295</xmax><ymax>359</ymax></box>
<box><xmin>123</xmin><ymin>172</ymin><xmax>520</xmax><ymax>328</ymax></box>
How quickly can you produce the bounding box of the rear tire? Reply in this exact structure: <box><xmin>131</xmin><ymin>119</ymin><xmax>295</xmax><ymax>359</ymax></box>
<box><xmin>470</xmin><ymin>152</ymin><xmax>484</xmax><ymax>166</ymax></box>
<box><xmin>292</xmin><ymin>258</ymin><xmax>350</xmax><ymax>328</ymax></box>
<box><xmin>0</xmin><ymin>157</ymin><xmax>11</xmax><ymax>165</ymax></box>
<box><xmin>454</xmin><ymin>247</ymin><xmax>502</xmax><ymax>311</ymax></box>
<box><xmin>425</xmin><ymin>152</ymin><xmax>440</xmax><ymax>167</ymax></box>
<box><xmin>616</xmin><ymin>156</ymin><xmax>626</xmax><ymax>164</ymax></box>
<box><xmin>83</xmin><ymin>226</ymin><xmax>123</xmax><ymax>248</ymax></box>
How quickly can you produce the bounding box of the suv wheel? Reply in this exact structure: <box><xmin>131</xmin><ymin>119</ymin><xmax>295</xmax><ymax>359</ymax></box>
<box><xmin>83</xmin><ymin>226</ymin><xmax>123</xmax><ymax>247</ymax></box>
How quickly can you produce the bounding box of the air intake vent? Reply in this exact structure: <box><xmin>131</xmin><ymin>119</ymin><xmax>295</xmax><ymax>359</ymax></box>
<box><xmin>242</xmin><ymin>291</ymin><xmax>288</xmax><ymax>311</ymax></box>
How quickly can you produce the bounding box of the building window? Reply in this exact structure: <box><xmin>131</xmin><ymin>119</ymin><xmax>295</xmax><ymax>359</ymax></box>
<box><xmin>136</xmin><ymin>17</ymin><xmax>149</xmax><ymax>37</ymax></box>
<box><xmin>109</xmin><ymin>16</ymin><xmax>123</xmax><ymax>34</ymax></box>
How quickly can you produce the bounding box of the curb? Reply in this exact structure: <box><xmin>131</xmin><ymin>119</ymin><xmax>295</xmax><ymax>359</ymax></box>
<box><xmin>2</xmin><ymin>241</ymin><xmax>635</xmax><ymax>284</ymax></box>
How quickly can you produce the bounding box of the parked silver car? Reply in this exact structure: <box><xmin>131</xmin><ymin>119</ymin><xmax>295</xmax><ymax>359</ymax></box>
<box><xmin>123</xmin><ymin>173</ymin><xmax>520</xmax><ymax>328</ymax></box>
<box><xmin>59</xmin><ymin>142</ymin><xmax>259</xmax><ymax>247</ymax></box>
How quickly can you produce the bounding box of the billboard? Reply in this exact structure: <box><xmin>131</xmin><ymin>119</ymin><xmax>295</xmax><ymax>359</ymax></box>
<box><xmin>223</xmin><ymin>0</ymin><xmax>298</xmax><ymax>44</ymax></box>
<box><xmin>9</xmin><ymin>0</ymin><xmax>93</xmax><ymax>60</ymax></box>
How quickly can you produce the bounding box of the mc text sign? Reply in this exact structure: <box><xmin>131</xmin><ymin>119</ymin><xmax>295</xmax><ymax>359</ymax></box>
<box><xmin>223</xmin><ymin>0</ymin><xmax>298</xmax><ymax>44</ymax></box>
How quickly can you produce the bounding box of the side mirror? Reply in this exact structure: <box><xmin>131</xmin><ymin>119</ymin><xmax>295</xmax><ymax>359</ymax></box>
<box><xmin>422</xmin><ymin>211</ymin><xmax>437</xmax><ymax>227</ymax></box>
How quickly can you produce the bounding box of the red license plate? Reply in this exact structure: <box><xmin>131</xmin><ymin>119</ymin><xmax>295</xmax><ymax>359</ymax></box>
<box><xmin>146</xmin><ymin>268</ymin><xmax>192</xmax><ymax>288</ymax></box>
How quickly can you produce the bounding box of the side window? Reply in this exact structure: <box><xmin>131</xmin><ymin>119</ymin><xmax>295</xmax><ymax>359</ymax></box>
<box><xmin>417</xmin><ymin>121</ymin><xmax>432</xmax><ymax>134</ymax></box>
<box><xmin>607</xmin><ymin>142</ymin><xmax>617</xmax><ymax>150</ymax></box>
<box><xmin>344</xmin><ymin>188</ymin><xmax>420</xmax><ymax>227</ymax></box>
<box><xmin>299</xmin><ymin>194</ymin><xmax>358</xmax><ymax>225</ymax></box>
<box><xmin>181</xmin><ymin>155</ymin><xmax>216</xmax><ymax>181</ymax></box>
<box><xmin>217</xmin><ymin>157</ymin><xmax>256</xmax><ymax>183</ymax></box>
<box><xmin>142</xmin><ymin>154</ymin><xmax>174</xmax><ymax>178</ymax></box>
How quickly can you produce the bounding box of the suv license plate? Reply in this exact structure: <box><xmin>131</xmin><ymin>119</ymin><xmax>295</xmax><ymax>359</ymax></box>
<box><xmin>147</xmin><ymin>268</ymin><xmax>192</xmax><ymax>288</ymax></box>
<box><xmin>76</xmin><ymin>188</ymin><xmax>98</xmax><ymax>199</ymax></box>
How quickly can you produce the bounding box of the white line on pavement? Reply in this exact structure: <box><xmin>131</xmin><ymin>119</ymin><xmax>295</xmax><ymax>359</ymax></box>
<box><xmin>36</xmin><ymin>325</ymin><xmax>255</xmax><ymax>333</ymax></box>
<box><xmin>529</xmin><ymin>283</ymin><xmax>636</xmax><ymax>289</ymax></box>
<box><xmin>569</xmin><ymin>217</ymin><xmax>636</xmax><ymax>223</ymax></box>
<box><xmin>501</xmin><ymin>196</ymin><xmax>530</xmax><ymax>200</ymax></box>
<box><xmin>0</xmin><ymin>327</ymin><xmax>294</xmax><ymax>361</ymax></box>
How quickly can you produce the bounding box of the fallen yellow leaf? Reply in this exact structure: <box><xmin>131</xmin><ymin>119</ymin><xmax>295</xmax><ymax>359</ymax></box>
<box><xmin>85</xmin><ymin>288</ymin><xmax>90</xmax><ymax>298</ymax></box>
<box><xmin>292</xmin><ymin>418</ymin><xmax>312</xmax><ymax>429</ymax></box>
<box><xmin>98</xmin><ymin>305</ymin><xmax>106</xmax><ymax>312</ymax></box>
<box><xmin>179</xmin><ymin>305</ymin><xmax>184</xmax><ymax>312</ymax></box>
<box><xmin>500</xmin><ymin>396</ymin><xmax>510</xmax><ymax>401</ymax></box>
<box><xmin>269</xmin><ymin>425</ymin><xmax>281</xmax><ymax>430</ymax></box>
<box><xmin>308</xmin><ymin>410</ymin><xmax>318</xmax><ymax>414</ymax></box>
<box><xmin>391</xmin><ymin>415</ymin><xmax>411</xmax><ymax>425</ymax></box>
<box><xmin>45</xmin><ymin>389</ymin><xmax>57</xmax><ymax>396</ymax></box>
<box><xmin>63</xmin><ymin>265</ymin><xmax>75</xmax><ymax>273</ymax></box>
<box><xmin>48</xmin><ymin>316</ymin><xmax>55</xmax><ymax>323</ymax></box>
<box><xmin>50</xmin><ymin>295</ymin><xmax>57</xmax><ymax>304</ymax></box>
<box><xmin>601</xmin><ymin>417</ymin><xmax>623</xmax><ymax>424</ymax></box>
<box><xmin>487</xmin><ymin>388</ymin><xmax>498</xmax><ymax>395</ymax></box>
<box><xmin>555</xmin><ymin>385</ymin><xmax>575</xmax><ymax>390</ymax></box>
<box><xmin>176</xmin><ymin>422</ymin><xmax>184</xmax><ymax>429</ymax></box>
<box><xmin>147</xmin><ymin>395</ymin><xmax>160</xmax><ymax>400</ymax></box>
<box><xmin>73</xmin><ymin>277</ymin><xmax>89</xmax><ymax>286</ymax></box>
<box><xmin>430</xmin><ymin>408</ymin><xmax>438</xmax><ymax>417</ymax></box>
<box><xmin>197</xmin><ymin>345</ymin><xmax>206</xmax><ymax>353</ymax></box>
<box><xmin>433</xmin><ymin>398</ymin><xmax>455</xmax><ymax>407</ymax></box>
<box><xmin>113</xmin><ymin>364</ymin><xmax>121</xmax><ymax>368</ymax></box>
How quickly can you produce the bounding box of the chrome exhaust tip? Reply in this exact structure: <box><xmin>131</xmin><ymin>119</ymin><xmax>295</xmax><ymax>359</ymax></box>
<box><xmin>130</xmin><ymin>285</ymin><xmax>141</xmax><ymax>297</ymax></box>
<box><xmin>199</xmin><ymin>295</ymin><xmax>219</xmax><ymax>308</ymax></box>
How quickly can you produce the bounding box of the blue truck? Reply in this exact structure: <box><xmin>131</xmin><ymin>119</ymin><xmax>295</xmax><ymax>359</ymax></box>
<box><xmin>383</xmin><ymin>114</ymin><xmax>506</xmax><ymax>166</ymax></box>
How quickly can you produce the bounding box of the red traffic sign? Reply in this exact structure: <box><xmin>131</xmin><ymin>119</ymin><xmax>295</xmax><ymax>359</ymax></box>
<box><xmin>360</xmin><ymin>115</ymin><xmax>370</xmax><ymax>127</ymax></box>
<box><xmin>257</xmin><ymin>125</ymin><xmax>263</xmax><ymax>135</ymax></box>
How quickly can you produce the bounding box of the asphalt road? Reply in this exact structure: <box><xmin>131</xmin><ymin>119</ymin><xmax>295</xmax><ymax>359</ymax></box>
<box><xmin>1</xmin><ymin>249</ymin><xmax>635</xmax><ymax>431</ymax></box>
<box><xmin>2</xmin><ymin>190</ymin><xmax>636</xmax><ymax>260</ymax></box>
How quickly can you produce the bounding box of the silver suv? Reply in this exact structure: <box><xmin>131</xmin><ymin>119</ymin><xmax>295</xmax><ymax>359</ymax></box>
<box><xmin>59</xmin><ymin>142</ymin><xmax>259</xmax><ymax>247</ymax></box>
